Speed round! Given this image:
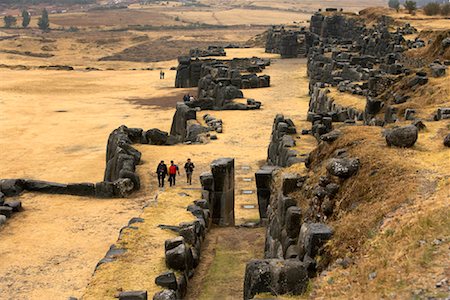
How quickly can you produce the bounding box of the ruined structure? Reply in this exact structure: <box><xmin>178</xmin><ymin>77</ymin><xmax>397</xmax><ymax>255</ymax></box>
<box><xmin>175</xmin><ymin>57</ymin><xmax>269</xmax><ymax>110</ymax></box>
<box><xmin>189</xmin><ymin>46</ymin><xmax>226</xmax><ymax>57</ymax></box>
<box><xmin>265</xmin><ymin>26</ymin><xmax>308</xmax><ymax>58</ymax></box>
<box><xmin>200</xmin><ymin>158</ymin><xmax>235</xmax><ymax>226</ymax></box>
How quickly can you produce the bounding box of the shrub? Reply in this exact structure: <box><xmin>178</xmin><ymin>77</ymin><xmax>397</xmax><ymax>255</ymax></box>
<box><xmin>4</xmin><ymin>15</ymin><xmax>17</xmax><ymax>28</ymax></box>
<box><xmin>22</xmin><ymin>10</ymin><xmax>31</xmax><ymax>28</ymax></box>
<box><xmin>441</xmin><ymin>3</ymin><xmax>450</xmax><ymax>16</ymax></box>
<box><xmin>423</xmin><ymin>2</ymin><xmax>441</xmax><ymax>16</ymax></box>
<box><xmin>404</xmin><ymin>0</ymin><xmax>417</xmax><ymax>14</ymax></box>
<box><xmin>38</xmin><ymin>8</ymin><xmax>49</xmax><ymax>31</ymax></box>
<box><xmin>388</xmin><ymin>0</ymin><xmax>400</xmax><ymax>11</ymax></box>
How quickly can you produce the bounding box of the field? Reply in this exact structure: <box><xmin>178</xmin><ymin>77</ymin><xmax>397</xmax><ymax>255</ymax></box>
<box><xmin>0</xmin><ymin>0</ymin><xmax>449</xmax><ymax>299</ymax></box>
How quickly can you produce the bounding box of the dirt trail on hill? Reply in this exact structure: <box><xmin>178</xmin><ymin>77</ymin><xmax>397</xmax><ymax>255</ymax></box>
<box><xmin>0</xmin><ymin>49</ymin><xmax>314</xmax><ymax>299</ymax></box>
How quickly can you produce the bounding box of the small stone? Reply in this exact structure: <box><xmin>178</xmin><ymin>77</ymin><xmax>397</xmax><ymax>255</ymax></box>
<box><xmin>368</xmin><ymin>271</ymin><xmax>377</xmax><ymax>281</ymax></box>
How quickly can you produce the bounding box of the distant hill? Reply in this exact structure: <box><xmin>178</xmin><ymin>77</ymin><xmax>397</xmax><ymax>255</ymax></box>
<box><xmin>1</xmin><ymin>0</ymin><xmax>95</xmax><ymax>4</ymax></box>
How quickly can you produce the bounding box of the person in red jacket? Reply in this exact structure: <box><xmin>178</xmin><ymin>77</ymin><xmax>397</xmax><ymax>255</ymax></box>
<box><xmin>168</xmin><ymin>160</ymin><xmax>180</xmax><ymax>187</ymax></box>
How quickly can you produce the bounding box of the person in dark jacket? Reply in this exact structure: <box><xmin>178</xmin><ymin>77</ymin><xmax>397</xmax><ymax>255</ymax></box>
<box><xmin>156</xmin><ymin>160</ymin><xmax>168</xmax><ymax>187</ymax></box>
<box><xmin>184</xmin><ymin>158</ymin><xmax>195</xmax><ymax>185</ymax></box>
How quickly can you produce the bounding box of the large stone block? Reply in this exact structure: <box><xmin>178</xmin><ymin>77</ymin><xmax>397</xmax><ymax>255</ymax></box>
<box><xmin>244</xmin><ymin>259</ymin><xmax>308</xmax><ymax>299</ymax></box>
<box><xmin>297</xmin><ymin>223</ymin><xmax>333</xmax><ymax>258</ymax></box>
<box><xmin>210</xmin><ymin>158</ymin><xmax>235</xmax><ymax>226</ymax></box>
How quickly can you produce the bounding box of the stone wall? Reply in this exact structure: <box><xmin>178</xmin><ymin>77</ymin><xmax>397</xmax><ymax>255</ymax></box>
<box><xmin>200</xmin><ymin>158</ymin><xmax>235</xmax><ymax>226</ymax></box>
<box><xmin>175</xmin><ymin>57</ymin><xmax>270</xmax><ymax>89</ymax></box>
<box><xmin>244</xmin><ymin>170</ymin><xmax>333</xmax><ymax>299</ymax></box>
<box><xmin>267</xmin><ymin>114</ymin><xmax>302</xmax><ymax>167</ymax></box>
<box><xmin>265</xmin><ymin>26</ymin><xmax>308</xmax><ymax>58</ymax></box>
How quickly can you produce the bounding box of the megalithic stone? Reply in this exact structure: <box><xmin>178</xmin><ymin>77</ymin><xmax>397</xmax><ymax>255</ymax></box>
<box><xmin>210</xmin><ymin>158</ymin><xmax>235</xmax><ymax>226</ymax></box>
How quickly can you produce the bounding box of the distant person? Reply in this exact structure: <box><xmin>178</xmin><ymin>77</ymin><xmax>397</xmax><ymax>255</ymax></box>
<box><xmin>168</xmin><ymin>160</ymin><xmax>180</xmax><ymax>187</ymax></box>
<box><xmin>183</xmin><ymin>94</ymin><xmax>189</xmax><ymax>102</ymax></box>
<box><xmin>189</xmin><ymin>95</ymin><xmax>195</xmax><ymax>102</ymax></box>
<box><xmin>156</xmin><ymin>160</ymin><xmax>168</xmax><ymax>187</ymax></box>
<box><xmin>184</xmin><ymin>158</ymin><xmax>195</xmax><ymax>185</ymax></box>
<box><xmin>160</xmin><ymin>70</ymin><xmax>165</xmax><ymax>79</ymax></box>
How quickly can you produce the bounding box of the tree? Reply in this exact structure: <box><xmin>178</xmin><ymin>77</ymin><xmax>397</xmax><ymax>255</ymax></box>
<box><xmin>423</xmin><ymin>2</ymin><xmax>441</xmax><ymax>15</ymax></box>
<box><xmin>37</xmin><ymin>8</ymin><xmax>49</xmax><ymax>31</ymax></box>
<box><xmin>22</xmin><ymin>9</ymin><xmax>31</xmax><ymax>28</ymax></box>
<box><xmin>388</xmin><ymin>0</ymin><xmax>400</xmax><ymax>12</ymax></box>
<box><xmin>3</xmin><ymin>15</ymin><xmax>17</xmax><ymax>28</ymax></box>
<box><xmin>404</xmin><ymin>0</ymin><xmax>417</xmax><ymax>14</ymax></box>
<box><xmin>441</xmin><ymin>3</ymin><xmax>450</xmax><ymax>16</ymax></box>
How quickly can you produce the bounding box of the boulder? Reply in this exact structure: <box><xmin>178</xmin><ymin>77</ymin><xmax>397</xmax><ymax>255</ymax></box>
<box><xmin>152</xmin><ymin>289</ymin><xmax>176</xmax><ymax>300</ymax></box>
<box><xmin>0</xmin><ymin>179</ymin><xmax>25</xmax><ymax>196</ymax></box>
<box><xmin>155</xmin><ymin>272</ymin><xmax>177</xmax><ymax>290</ymax></box>
<box><xmin>165</xmin><ymin>243</ymin><xmax>187</xmax><ymax>271</ymax></box>
<box><xmin>0</xmin><ymin>206</ymin><xmax>13</xmax><ymax>218</ymax></box>
<box><xmin>0</xmin><ymin>215</ymin><xmax>6</xmax><ymax>226</ymax></box>
<box><xmin>297</xmin><ymin>223</ymin><xmax>333</xmax><ymax>258</ymax></box>
<box><xmin>444</xmin><ymin>134</ymin><xmax>450</xmax><ymax>147</ymax></box>
<box><xmin>243</xmin><ymin>259</ymin><xmax>308</xmax><ymax>300</ymax></box>
<box><xmin>326</xmin><ymin>158</ymin><xmax>360</xmax><ymax>178</ymax></box>
<box><xmin>385</xmin><ymin>125</ymin><xmax>418</xmax><ymax>148</ymax></box>
<box><xmin>119</xmin><ymin>291</ymin><xmax>147</xmax><ymax>300</ymax></box>
<box><xmin>4</xmin><ymin>201</ymin><xmax>22</xmax><ymax>212</ymax></box>
<box><xmin>145</xmin><ymin>129</ymin><xmax>169</xmax><ymax>145</ymax></box>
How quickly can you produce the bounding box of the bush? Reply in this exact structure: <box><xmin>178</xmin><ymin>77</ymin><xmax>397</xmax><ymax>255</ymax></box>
<box><xmin>22</xmin><ymin>10</ymin><xmax>31</xmax><ymax>28</ymax></box>
<box><xmin>4</xmin><ymin>15</ymin><xmax>17</xmax><ymax>28</ymax></box>
<box><xmin>388</xmin><ymin>0</ymin><xmax>400</xmax><ymax>11</ymax></box>
<box><xmin>404</xmin><ymin>0</ymin><xmax>417</xmax><ymax>14</ymax></box>
<box><xmin>38</xmin><ymin>8</ymin><xmax>49</xmax><ymax>31</ymax></box>
<box><xmin>441</xmin><ymin>3</ymin><xmax>450</xmax><ymax>16</ymax></box>
<box><xmin>423</xmin><ymin>2</ymin><xmax>441</xmax><ymax>16</ymax></box>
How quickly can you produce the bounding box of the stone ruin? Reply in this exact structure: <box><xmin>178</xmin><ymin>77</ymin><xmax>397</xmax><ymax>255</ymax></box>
<box><xmin>265</xmin><ymin>26</ymin><xmax>308</xmax><ymax>58</ymax></box>
<box><xmin>87</xmin><ymin>157</ymin><xmax>235</xmax><ymax>299</ymax></box>
<box><xmin>189</xmin><ymin>46</ymin><xmax>226</xmax><ymax>58</ymax></box>
<box><xmin>267</xmin><ymin>114</ymin><xmax>303</xmax><ymax>167</ymax></box>
<box><xmin>301</xmin><ymin>10</ymin><xmax>448</xmax><ymax>144</ymax></box>
<box><xmin>200</xmin><ymin>158</ymin><xmax>235</xmax><ymax>226</ymax></box>
<box><xmin>175</xmin><ymin>56</ymin><xmax>270</xmax><ymax>89</ymax></box>
<box><xmin>175</xmin><ymin>57</ymin><xmax>269</xmax><ymax>110</ymax></box>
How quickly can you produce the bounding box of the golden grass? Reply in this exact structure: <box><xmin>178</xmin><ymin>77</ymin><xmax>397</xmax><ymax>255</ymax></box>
<box><xmin>380</xmin><ymin>72</ymin><xmax>450</xmax><ymax>119</ymax></box>
<box><xmin>327</xmin><ymin>87</ymin><xmax>366</xmax><ymax>111</ymax></box>
<box><xmin>284</xmin><ymin>120</ymin><xmax>449</xmax><ymax>299</ymax></box>
<box><xmin>83</xmin><ymin>188</ymin><xmax>197</xmax><ymax>299</ymax></box>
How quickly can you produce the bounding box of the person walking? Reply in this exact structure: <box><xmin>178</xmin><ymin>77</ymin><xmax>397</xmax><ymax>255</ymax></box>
<box><xmin>156</xmin><ymin>160</ymin><xmax>168</xmax><ymax>187</ymax></box>
<box><xmin>160</xmin><ymin>70</ymin><xmax>165</xmax><ymax>79</ymax></box>
<box><xmin>168</xmin><ymin>161</ymin><xmax>180</xmax><ymax>187</ymax></box>
<box><xmin>184</xmin><ymin>158</ymin><xmax>195</xmax><ymax>185</ymax></box>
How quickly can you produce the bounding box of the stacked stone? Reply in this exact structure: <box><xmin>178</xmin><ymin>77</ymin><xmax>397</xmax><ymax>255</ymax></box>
<box><xmin>154</xmin><ymin>199</ymin><xmax>211</xmax><ymax>300</ymax></box>
<box><xmin>200</xmin><ymin>158</ymin><xmax>235</xmax><ymax>226</ymax></box>
<box><xmin>308</xmin><ymin>84</ymin><xmax>364</xmax><ymax>125</ymax></box>
<box><xmin>267</xmin><ymin>114</ymin><xmax>301</xmax><ymax>167</ymax></box>
<box><xmin>0</xmin><ymin>181</ymin><xmax>23</xmax><ymax>226</ymax></box>
<box><xmin>434</xmin><ymin>108</ymin><xmax>450</xmax><ymax>120</ymax></box>
<box><xmin>265</xmin><ymin>26</ymin><xmax>308</xmax><ymax>58</ymax></box>
<box><xmin>189</xmin><ymin>46</ymin><xmax>226</xmax><ymax>57</ymax></box>
<box><xmin>175</xmin><ymin>57</ymin><xmax>270</xmax><ymax>89</ymax></box>
<box><xmin>244</xmin><ymin>172</ymin><xmax>333</xmax><ymax>299</ymax></box>
<box><xmin>203</xmin><ymin>114</ymin><xmax>223</xmax><ymax>133</ymax></box>
<box><xmin>255</xmin><ymin>165</ymin><xmax>278</xmax><ymax>220</ymax></box>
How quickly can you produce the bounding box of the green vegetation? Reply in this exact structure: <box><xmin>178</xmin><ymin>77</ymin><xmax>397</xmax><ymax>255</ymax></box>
<box><xmin>423</xmin><ymin>2</ymin><xmax>441</xmax><ymax>15</ymax></box>
<box><xmin>22</xmin><ymin>9</ymin><xmax>31</xmax><ymax>28</ymax></box>
<box><xmin>388</xmin><ymin>0</ymin><xmax>400</xmax><ymax>12</ymax></box>
<box><xmin>404</xmin><ymin>0</ymin><xmax>417</xmax><ymax>14</ymax></box>
<box><xmin>3</xmin><ymin>15</ymin><xmax>17</xmax><ymax>28</ymax></box>
<box><xmin>442</xmin><ymin>3</ymin><xmax>450</xmax><ymax>16</ymax></box>
<box><xmin>38</xmin><ymin>8</ymin><xmax>49</xmax><ymax>31</ymax></box>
